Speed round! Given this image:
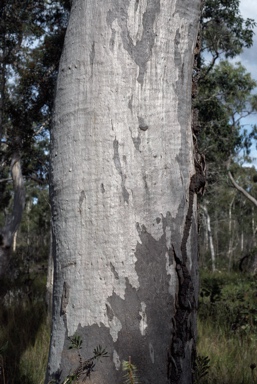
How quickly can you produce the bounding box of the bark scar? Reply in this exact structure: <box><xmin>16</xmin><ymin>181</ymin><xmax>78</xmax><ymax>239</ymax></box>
<box><xmin>113</xmin><ymin>139</ymin><xmax>129</xmax><ymax>203</ymax></box>
<box><xmin>78</xmin><ymin>190</ymin><xmax>86</xmax><ymax>214</ymax></box>
<box><xmin>60</xmin><ymin>281</ymin><xmax>70</xmax><ymax>316</ymax></box>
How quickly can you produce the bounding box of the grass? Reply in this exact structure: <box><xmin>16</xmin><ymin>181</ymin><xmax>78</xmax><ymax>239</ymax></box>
<box><xmin>197</xmin><ymin>317</ymin><xmax>257</xmax><ymax>383</ymax></box>
<box><xmin>19</xmin><ymin>321</ymin><xmax>50</xmax><ymax>384</ymax></box>
<box><xmin>197</xmin><ymin>270</ymin><xmax>257</xmax><ymax>384</ymax></box>
<box><xmin>1</xmin><ymin>263</ymin><xmax>257</xmax><ymax>384</ymax></box>
<box><xmin>0</xmin><ymin>262</ymin><xmax>50</xmax><ymax>384</ymax></box>
<box><xmin>0</xmin><ymin>302</ymin><xmax>50</xmax><ymax>384</ymax></box>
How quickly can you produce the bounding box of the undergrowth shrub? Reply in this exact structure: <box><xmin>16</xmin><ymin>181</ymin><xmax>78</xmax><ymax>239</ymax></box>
<box><xmin>197</xmin><ymin>270</ymin><xmax>257</xmax><ymax>384</ymax></box>
<box><xmin>0</xmin><ymin>256</ymin><xmax>50</xmax><ymax>384</ymax></box>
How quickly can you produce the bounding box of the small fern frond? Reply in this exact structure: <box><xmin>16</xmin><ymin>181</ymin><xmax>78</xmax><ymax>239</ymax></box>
<box><xmin>122</xmin><ymin>357</ymin><xmax>140</xmax><ymax>384</ymax></box>
<box><xmin>68</xmin><ymin>334</ymin><xmax>82</xmax><ymax>350</ymax></box>
<box><xmin>93</xmin><ymin>345</ymin><xmax>109</xmax><ymax>361</ymax></box>
<box><xmin>194</xmin><ymin>355</ymin><xmax>210</xmax><ymax>383</ymax></box>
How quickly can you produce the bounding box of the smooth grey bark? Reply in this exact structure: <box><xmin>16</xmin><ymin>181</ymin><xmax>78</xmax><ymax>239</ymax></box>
<box><xmin>227</xmin><ymin>195</ymin><xmax>236</xmax><ymax>271</ymax></box>
<box><xmin>252</xmin><ymin>206</ymin><xmax>256</xmax><ymax>248</ymax></box>
<box><xmin>47</xmin><ymin>1</ymin><xmax>201</xmax><ymax>383</ymax></box>
<box><xmin>46</xmin><ymin>229</ymin><xmax>54</xmax><ymax>322</ymax></box>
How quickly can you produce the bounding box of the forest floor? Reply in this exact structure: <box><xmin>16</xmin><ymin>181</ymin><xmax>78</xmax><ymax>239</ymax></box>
<box><xmin>197</xmin><ymin>270</ymin><xmax>257</xmax><ymax>384</ymax></box>
<box><xmin>0</xmin><ymin>267</ymin><xmax>256</xmax><ymax>383</ymax></box>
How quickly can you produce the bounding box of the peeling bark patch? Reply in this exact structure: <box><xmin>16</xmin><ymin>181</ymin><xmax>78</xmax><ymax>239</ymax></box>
<box><xmin>139</xmin><ymin>302</ymin><xmax>147</xmax><ymax>336</ymax></box>
<box><xmin>138</xmin><ymin>116</ymin><xmax>148</xmax><ymax>131</ymax></box>
<box><xmin>78</xmin><ymin>190</ymin><xmax>86</xmax><ymax>213</ymax></box>
<box><xmin>113</xmin><ymin>349</ymin><xmax>121</xmax><ymax>370</ymax></box>
<box><xmin>113</xmin><ymin>139</ymin><xmax>129</xmax><ymax>203</ymax></box>
<box><xmin>106</xmin><ymin>303</ymin><xmax>122</xmax><ymax>342</ymax></box>
<box><xmin>60</xmin><ymin>281</ymin><xmax>70</xmax><ymax>316</ymax></box>
<box><xmin>106</xmin><ymin>0</ymin><xmax>160</xmax><ymax>84</ymax></box>
<box><xmin>110</xmin><ymin>262</ymin><xmax>119</xmax><ymax>280</ymax></box>
<box><xmin>101</xmin><ymin>217</ymin><xmax>179</xmax><ymax>381</ymax></box>
<box><xmin>106</xmin><ymin>303</ymin><xmax>114</xmax><ymax>321</ymax></box>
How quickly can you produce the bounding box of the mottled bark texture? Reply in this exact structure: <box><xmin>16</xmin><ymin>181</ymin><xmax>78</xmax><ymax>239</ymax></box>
<box><xmin>47</xmin><ymin>0</ymin><xmax>201</xmax><ymax>383</ymax></box>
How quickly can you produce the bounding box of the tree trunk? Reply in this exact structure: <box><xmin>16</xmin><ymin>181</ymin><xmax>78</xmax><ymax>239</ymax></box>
<box><xmin>0</xmin><ymin>154</ymin><xmax>25</xmax><ymax>274</ymax></box>
<box><xmin>46</xmin><ymin>1</ymin><xmax>201</xmax><ymax>383</ymax></box>
<box><xmin>228</xmin><ymin>171</ymin><xmax>257</xmax><ymax>208</ymax></box>
<box><xmin>202</xmin><ymin>205</ymin><xmax>215</xmax><ymax>272</ymax></box>
<box><xmin>46</xmin><ymin>229</ymin><xmax>54</xmax><ymax>323</ymax></box>
<box><xmin>252</xmin><ymin>206</ymin><xmax>256</xmax><ymax>248</ymax></box>
<box><xmin>228</xmin><ymin>196</ymin><xmax>235</xmax><ymax>271</ymax></box>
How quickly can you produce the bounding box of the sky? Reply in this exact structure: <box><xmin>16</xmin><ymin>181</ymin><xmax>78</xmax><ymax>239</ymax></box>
<box><xmin>239</xmin><ymin>1</ymin><xmax>257</xmax><ymax>81</ymax></box>
<box><xmin>237</xmin><ymin>1</ymin><xmax>257</xmax><ymax>164</ymax></box>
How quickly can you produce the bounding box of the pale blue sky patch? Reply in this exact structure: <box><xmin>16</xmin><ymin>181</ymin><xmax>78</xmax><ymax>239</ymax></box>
<box><xmin>234</xmin><ymin>2</ymin><xmax>257</xmax><ymax>165</ymax></box>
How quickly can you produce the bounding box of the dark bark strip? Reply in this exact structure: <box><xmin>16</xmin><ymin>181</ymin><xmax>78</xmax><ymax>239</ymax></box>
<box><xmin>167</xmin><ymin>173</ymin><xmax>197</xmax><ymax>383</ymax></box>
<box><xmin>168</xmin><ymin>19</ymin><xmax>205</xmax><ymax>372</ymax></box>
<box><xmin>168</xmin><ymin>162</ymin><xmax>204</xmax><ymax>383</ymax></box>
<box><xmin>167</xmin><ymin>25</ymin><xmax>206</xmax><ymax>374</ymax></box>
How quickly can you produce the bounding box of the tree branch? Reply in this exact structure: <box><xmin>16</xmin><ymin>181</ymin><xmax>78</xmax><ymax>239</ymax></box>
<box><xmin>228</xmin><ymin>170</ymin><xmax>257</xmax><ymax>208</ymax></box>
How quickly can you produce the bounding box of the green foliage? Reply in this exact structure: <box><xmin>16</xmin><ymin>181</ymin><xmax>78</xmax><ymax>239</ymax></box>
<box><xmin>197</xmin><ymin>0</ymin><xmax>257</xmax><ymax>201</ymax></box>
<box><xmin>194</xmin><ymin>355</ymin><xmax>210</xmax><ymax>384</ymax></box>
<box><xmin>198</xmin><ymin>270</ymin><xmax>257</xmax><ymax>383</ymax></box>
<box><xmin>93</xmin><ymin>344</ymin><xmax>109</xmax><ymax>361</ymax></box>
<box><xmin>198</xmin><ymin>163</ymin><xmax>257</xmax><ymax>270</ymax></box>
<box><xmin>197</xmin><ymin>61</ymin><xmax>257</xmax><ymax>173</ymax></box>
<box><xmin>199</xmin><ymin>271</ymin><xmax>257</xmax><ymax>334</ymax></box>
<box><xmin>0</xmin><ymin>0</ymin><xmax>69</xmax><ymax>219</ymax></box>
<box><xmin>202</xmin><ymin>0</ymin><xmax>256</xmax><ymax>61</ymax></box>
<box><xmin>0</xmin><ymin>267</ymin><xmax>49</xmax><ymax>383</ymax></box>
<box><xmin>68</xmin><ymin>334</ymin><xmax>82</xmax><ymax>350</ymax></box>
<box><xmin>122</xmin><ymin>357</ymin><xmax>140</xmax><ymax>384</ymax></box>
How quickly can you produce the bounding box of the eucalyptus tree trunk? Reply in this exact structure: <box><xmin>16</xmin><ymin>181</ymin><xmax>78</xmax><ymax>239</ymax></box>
<box><xmin>47</xmin><ymin>1</ymin><xmax>201</xmax><ymax>383</ymax></box>
<box><xmin>228</xmin><ymin>196</ymin><xmax>235</xmax><ymax>271</ymax></box>
<box><xmin>202</xmin><ymin>205</ymin><xmax>215</xmax><ymax>272</ymax></box>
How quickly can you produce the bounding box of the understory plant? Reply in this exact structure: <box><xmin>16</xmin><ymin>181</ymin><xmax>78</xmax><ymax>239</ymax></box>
<box><xmin>197</xmin><ymin>270</ymin><xmax>257</xmax><ymax>383</ymax></box>
<box><xmin>122</xmin><ymin>356</ymin><xmax>140</xmax><ymax>384</ymax></box>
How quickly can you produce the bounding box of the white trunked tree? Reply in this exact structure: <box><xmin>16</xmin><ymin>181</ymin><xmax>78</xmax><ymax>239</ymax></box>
<box><xmin>46</xmin><ymin>0</ymin><xmax>201</xmax><ymax>383</ymax></box>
